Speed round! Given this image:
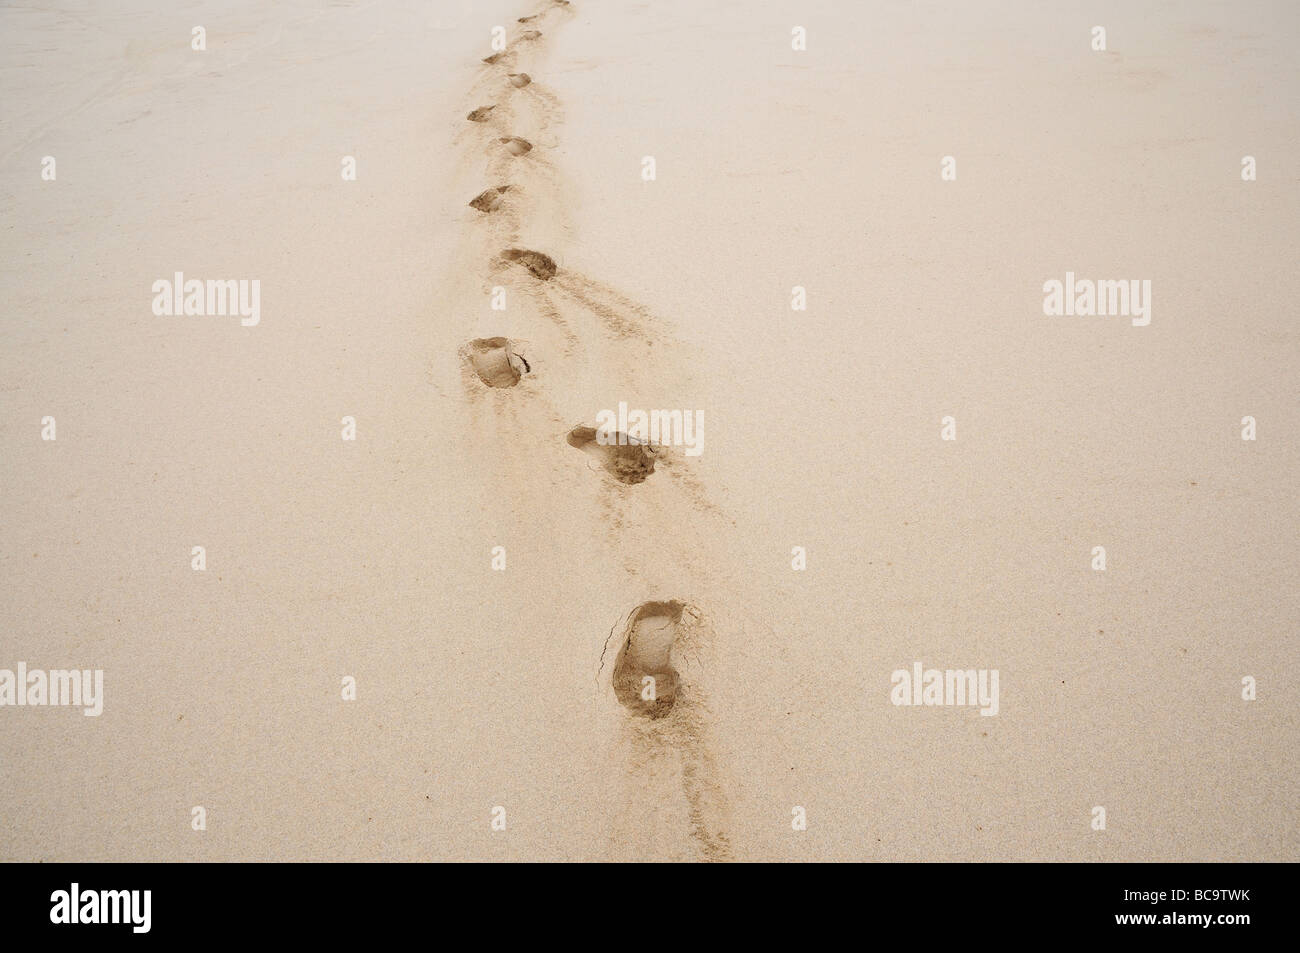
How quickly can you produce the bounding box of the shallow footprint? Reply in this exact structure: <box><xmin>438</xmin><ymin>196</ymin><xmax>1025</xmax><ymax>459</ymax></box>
<box><xmin>519</xmin><ymin>30</ymin><xmax>543</xmax><ymax>41</ymax></box>
<box><xmin>612</xmin><ymin>601</ymin><xmax>686</xmax><ymax>718</ymax></box>
<box><xmin>467</xmin><ymin>105</ymin><xmax>497</xmax><ymax>122</ymax></box>
<box><xmin>499</xmin><ymin>136</ymin><xmax>533</xmax><ymax>156</ymax></box>
<box><xmin>501</xmin><ymin>248</ymin><xmax>557</xmax><ymax>280</ymax></box>
<box><xmin>464</xmin><ymin>337</ymin><xmax>529</xmax><ymax>387</ymax></box>
<box><xmin>567</xmin><ymin>425</ymin><xmax>657</xmax><ymax>484</ymax></box>
<box><xmin>469</xmin><ymin>186</ymin><xmax>510</xmax><ymax>212</ymax></box>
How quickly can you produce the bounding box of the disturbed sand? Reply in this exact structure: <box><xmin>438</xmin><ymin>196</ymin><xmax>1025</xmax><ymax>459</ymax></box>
<box><xmin>1</xmin><ymin>0</ymin><xmax>1297</xmax><ymax>861</ymax></box>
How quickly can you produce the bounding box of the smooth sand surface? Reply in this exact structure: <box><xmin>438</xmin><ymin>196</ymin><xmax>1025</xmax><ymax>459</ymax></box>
<box><xmin>1</xmin><ymin>0</ymin><xmax>1297</xmax><ymax>861</ymax></box>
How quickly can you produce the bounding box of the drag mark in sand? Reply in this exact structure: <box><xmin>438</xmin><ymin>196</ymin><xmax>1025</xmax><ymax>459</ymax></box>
<box><xmin>549</xmin><ymin>272</ymin><xmax>665</xmax><ymax>343</ymax></box>
<box><xmin>497</xmin><ymin>247</ymin><xmax>667</xmax><ymax>344</ymax></box>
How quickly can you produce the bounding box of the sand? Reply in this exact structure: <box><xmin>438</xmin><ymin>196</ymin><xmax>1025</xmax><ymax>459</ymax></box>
<box><xmin>1</xmin><ymin>0</ymin><xmax>1297</xmax><ymax>862</ymax></box>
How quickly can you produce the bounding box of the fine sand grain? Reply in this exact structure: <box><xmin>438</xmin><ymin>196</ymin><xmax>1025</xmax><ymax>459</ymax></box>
<box><xmin>1</xmin><ymin>0</ymin><xmax>1296</xmax><ymax>862</ymax></box>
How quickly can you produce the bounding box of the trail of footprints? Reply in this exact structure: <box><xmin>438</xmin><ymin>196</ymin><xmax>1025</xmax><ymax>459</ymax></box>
<box><xmin>457</xmin><ymin>0</ymin><xmax>731</xmax><ymax>860</ymax></box>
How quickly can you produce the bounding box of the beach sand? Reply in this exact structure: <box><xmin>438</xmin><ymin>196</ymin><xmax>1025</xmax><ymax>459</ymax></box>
<box><xmin>1</xmin><ymin>0</ymin><xmax>1297</xmax><ymax>861</ymax></box>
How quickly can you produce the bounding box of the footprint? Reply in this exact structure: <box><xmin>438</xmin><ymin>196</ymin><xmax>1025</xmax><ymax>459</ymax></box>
<box><xmin>499</xmin><ymin>136</ymin><xmax>533</xmax><ymax>156</ymax></box>
<box><xmin>518</xmin><ymin>15</ymin><xmax>537</xmax><ymax>23</ymax></box>
<box><xmin>466</xmin><ymin>105</ymin><xmax>497</xmax><ymax>122</ymax></box>
<box><xmin>567</xmin><ymin>425</ymin><xmax>657</xmax><ymax>484</ymax></box>
<box><xmin>605</xmin><ymin>600</ymin><xmax>733</xmax><ymax>860</ymax></box>
<box><xmin>519</xmin><ymin>30</ymin><xmax>543</xmax><ymax>41</ymax></box>
<box><xmin>500</xmin><ymin>248</ymin><xmax>557</xmax><ymax>280</ymax></box>
<box><xmin>464</xmin><ymin>337</ymin><xmax>529</xmax><ymax>388</ymax></box>
<box><xmin>482</xmin><ymin>51</ymin><xmax>513</xmax><ymax>66</ymax></box>
<box><xmin>508</xmin><ymin>73</ymin><xmax>532</xmax><ymax>88</ymax></box>
<box><xmin>611</xmin><ymin>601</ymin><xmax>686</xmax><ymax>718</ymax></box>
<box><xmin>469</xmin><ymin>186</ymin><xmax>510</xmax><ymax>212</ymax></box>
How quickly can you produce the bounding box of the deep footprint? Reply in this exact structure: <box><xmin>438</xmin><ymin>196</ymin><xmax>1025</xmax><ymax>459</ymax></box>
<box><xmin>501</xmin><ymin>248</ymin><xmax>557</xmax><ymax>280</ymax></box>
<box><xmin>508</xmin><ymin>72</ymin><xmax>531</xmax><ymax>88</ymax></box>
<box><xmin>465</xmin><ymin>337</ymin><xmax>529</xmax><ymax>387</ymax></box>
<box><xmin>469</xmin><ymin>186</ymin><xmax>510</xmax><ymax>212</ymax></box>
<box><xmin>567</xmin><ymin>425</ymin><xmax>657</xmax><ymax>484</ymax></box>
<box><xmin>612</xmin><ymin>601</ymin><xmax>686</xmax><ymax>718</ymax></box>
<box><xmin>466</xmin><ymin>105</ymin><xmax>497</xmax><ymax>122</ymax></box>
<box><xmin>499</xmin><ymin>136</ymin><xmax>533</xmax><ymax>156</ymax></box>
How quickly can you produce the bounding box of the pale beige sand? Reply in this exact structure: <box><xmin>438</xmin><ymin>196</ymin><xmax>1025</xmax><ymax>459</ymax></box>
<box><xmin>1</xmin><ymin>0</ymin><xmax>1297</xmax><ymax>862</ymax></box>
